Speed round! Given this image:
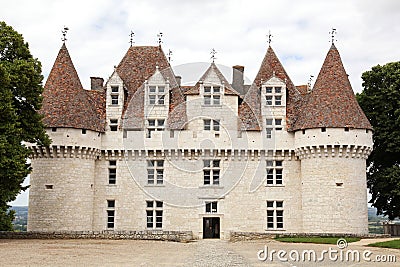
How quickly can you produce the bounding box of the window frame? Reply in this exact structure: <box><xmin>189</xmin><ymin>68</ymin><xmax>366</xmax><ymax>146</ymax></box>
<box><xmin>146</xmin><ymin>200</ymin><xmax>163</xmax><ymax>229</ymax></box>
<box><xmin>266</xmin><ymin>160</ymin><xmax>284</xmax><ymax>186</ymax></box>
<box><xmin>266</xmin><ymin>200</ymin><xmax>284</xmax><ymax>230</ymax></box>
<box><xmin>148</xmin><ymin>85</ymin><xmax>166</xmax><ymax>105</ymax></box>
<box><xmin>203</xmin><ymin>159</ymin><xmax>220</xmax><ymax>186</ymax></box>
<box><xmin>147</xmin><ymin>160</ymin><xmax>164</xmax><ymax>185</ymax></box>
<box><xmin>108</xmin><ymin>160</ymin><xmax>117</xmax><ymax>185</ymax></box>
<box><xmin>146</xmin><ymin>119</ymin><xmax>165</xmax><ymax>138</ymax></box>
<box><xmin>203</xmin><ymin>85</ymin><xmax>222</xmax><ymax>106</ymax></box>
<box><xmin>107</xmin><ymin>200</ymin><xmax>115</xmax><ymax>229</ymax></box>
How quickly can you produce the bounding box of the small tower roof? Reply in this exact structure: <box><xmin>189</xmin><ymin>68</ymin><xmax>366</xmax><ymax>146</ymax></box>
<box><xmin>41</xmin><ymin>43</ymin><xmax>105</xmax><ymax>132</ymax></box>
<box><xmin>292</xmin><ymin>44</ymin><xmax>372</xmax><ymax>130</ymax></box>
<box><xmin>240</xmin><ymin>46</ymin><xmax>302</xmax><ymax>131</ymax></box>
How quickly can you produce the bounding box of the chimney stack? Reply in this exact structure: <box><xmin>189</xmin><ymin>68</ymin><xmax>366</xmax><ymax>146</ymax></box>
<box><xmin>90</xmin><ymin>77</ymin><xmax>104</xmax><ymax>90</ymax></box>
<box><xmin>232</xmin><ymin>65</ymin><xmax>244</xmax><ymax>94</ymax></box>
<box><xmin>175</xmin><ymin>76</ymin><xmax>182</xmax><ymax>87</ymax></box>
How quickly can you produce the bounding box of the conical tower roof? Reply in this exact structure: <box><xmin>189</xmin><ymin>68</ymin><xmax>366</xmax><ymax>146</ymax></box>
<box><xmin>240</xmin><ymin>46</ymin><xmax>302</xmax><ymax>130</ymax></box>
<box><xmin>293</xmin><ymin>44</ymin><xmax>372</xmax><ymax>130</ymax></box>
<box><xmin>41</xmin><ymin>43</ymin><xmax>105</xmax><ymax>132</ymax></box>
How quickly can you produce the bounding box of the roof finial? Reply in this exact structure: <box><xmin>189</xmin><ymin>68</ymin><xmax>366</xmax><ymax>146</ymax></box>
<box><xmin>267</xmin><ymin>30</ymin><xmax>273</xmax><ymax>46</ymax></box>
<box><xmin>61</xmin><ymin>26</ymin><xmax>69</xmax><ymax>43</ymax></box>
<box><xmin>210</xmin><ymin>48</ymin><xmax>217</xmax><ymax>63</ymax></box>
<box><xmin>167</xmin><ymin>49</ymin><xmax>173</xmax><ymax>63</ymax></box>
<box><xmin>157</xmin><ymin>32</ymin><xmax>163</xmax><ymax>46</ymax></box>
<box><xmin>329</xmin><ymin>28</ymin><xmax>337</xmax><ymax>44</ymax></box>
<box><xmin>129</xmin><ymin>31</ymin><xmax>135</xmax><ymax>47</ymax></box>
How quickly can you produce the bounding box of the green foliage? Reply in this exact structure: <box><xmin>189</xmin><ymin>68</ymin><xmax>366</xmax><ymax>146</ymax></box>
<box><xmin>0</xmin><ymin>21</ymin><xmax>50</xmax><ymax>230</ymax></box>
<box><xmin>368</xmin><ymin>239</ymin><xmax>400</xmax><ymax>249</ymax></box>
<box><xmin>275</xmin><ymin>236</ymin><xmax>360</xmax><ymax>244</ymax></box>
<box><xmin>357</xmin><ymin>61</ymin><xmax>400</xmax><ymax>220</ymax></box>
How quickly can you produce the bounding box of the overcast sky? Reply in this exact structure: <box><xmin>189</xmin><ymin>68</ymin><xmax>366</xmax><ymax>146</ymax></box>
<box><xmin>3</xmin><ymin>0</ymin><xmax>399</xmax><ymax>206</ymax></box>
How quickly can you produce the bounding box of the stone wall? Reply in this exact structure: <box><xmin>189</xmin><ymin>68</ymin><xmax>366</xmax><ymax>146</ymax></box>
<box><xmin>0</xmin><ymin>230</ymin><xmax>193</xmax><ymax>242</ymax></box>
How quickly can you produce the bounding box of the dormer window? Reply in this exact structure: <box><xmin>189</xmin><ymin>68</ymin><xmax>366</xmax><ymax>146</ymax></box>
<box><xmin>149</xmin><ymin>86</ymin><xmax>165</xmax><ymax>105</ymax></box>
<box><xmin>204</xmin><ymin>86</ymin><xmax>221</xmax><ymax>105</ymax></box>
<box><xmin>264</xmin><ymin>85</ymin><xmax>284</xmax><ymax>106</ymax></box>
<box><xmin>110</xmin><ymin>86</ymin><xmax>119</xmax><ymax>105</ymax></box>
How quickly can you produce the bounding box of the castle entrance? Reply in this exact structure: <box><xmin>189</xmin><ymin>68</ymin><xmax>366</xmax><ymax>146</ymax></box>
<box><xmin>203</xmin><ymin>217</ymin><xmax>220</xmax><ymax>239</ymax></box>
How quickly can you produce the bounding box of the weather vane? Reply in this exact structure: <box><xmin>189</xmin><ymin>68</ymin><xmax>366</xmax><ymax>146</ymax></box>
<box><xmin>167</xmin><ymin>49</ymin><xmax>173</xmax><ymax>63</ymax></box>
<box><xmin>210</xmin><ymin>48</ymin><xmax>217</xmax><ymax>63</ymax></box>
<box><xmin>267</xmin><ymin>30</ymin><xmax>273</xmax><ymax>45</ymax></box>
<box><xmin>307</xmin><ymin>75</ymin><xmax>314</xmax><ymax>91</ymax></box>
<box><xmin>329</xmin><ymin>28</ymin><xmax>337</xmax><ymax>44</ymax></box>
<box><xmin>61</xmin><ymin>26</ymin><xmax>69</xmax><ymax>43</ymax></box>
<box><xmin>157</xmin><ymin>32</ymin><xmax>163</xmax><ymax>46</ymax></box>
<box><xmin>129</xmin><ymin>31</ymin><xmax>135</xmax><ymax>47</ymax></box>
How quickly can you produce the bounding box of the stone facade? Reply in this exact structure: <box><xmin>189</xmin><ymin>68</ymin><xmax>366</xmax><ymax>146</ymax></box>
<box><xmin>27</xmin><ymin>40</ymin><xmax>373</xmax><ymax>240</ymax></box>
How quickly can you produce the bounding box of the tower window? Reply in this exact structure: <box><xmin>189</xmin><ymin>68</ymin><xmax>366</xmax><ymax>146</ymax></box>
<box><xmin>266</xmin><ymin>118</ymin><xmax>283</xmax><ymax>138</ymax></box>
<box><xmin>108</xmin><ymin>160</ymin><xmax>117</xmax><ymax>185</ymax></box>
<box><xmin>321</xmin><ymin>127</ymin><xmax>326</xmax><ymax>132</ymax></box>
<box><xmin>204</xmin><ymin>119</ymin><xmax>220</xmax><ymax>131</ymax></box>
<box><xmin>265</xmin><ymin>86</ymin><xmax>284</xmax><ymax>106</ymax></box>
<box><xmin>110</xmin><ymin>119</ymin><xmax>118</xmax><ymax>131</ymax></box>
<box><xmin>107</xmin><ymin>200</ymin><xmax>115</xmax><ymax>229</ymax></box>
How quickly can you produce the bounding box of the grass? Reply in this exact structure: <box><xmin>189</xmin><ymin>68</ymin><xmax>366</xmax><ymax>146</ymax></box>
<box><xmin>275</xmin><ymin>236</ymin><xmax>361</xmax><ymax>244</ymax></box>
<box><xmin>368</xmin><ymin>239</ymin><xmax>400</xmax><ymax>249</ymax></box>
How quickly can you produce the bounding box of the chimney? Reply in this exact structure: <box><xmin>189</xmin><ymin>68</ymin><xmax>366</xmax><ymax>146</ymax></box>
<box><xmin>90</xmin><ymin>77</ymin><xmax>104</xmax><ymax>90</ymax></box>
<box><xmin>175</xmin><ymin>76</ymin><xmax>182</xmax><ymax>87</ymax></box>
<box><xmin>232</xmin><ymin>65</ymin><xmax>244</xmax><ymax>94</ymax></box>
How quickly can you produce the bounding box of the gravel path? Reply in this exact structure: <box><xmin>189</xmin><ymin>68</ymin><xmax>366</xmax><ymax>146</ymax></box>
<box><xmin>189</xmin><ymin>239</ymin><xmax>250</xmax><ymax>267</ymax></box>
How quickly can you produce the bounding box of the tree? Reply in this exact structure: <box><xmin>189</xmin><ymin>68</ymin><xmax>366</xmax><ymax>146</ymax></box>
<box><xmin>0</xmin><ymin>21</ymin><xmax>50</xmax><ymax>230</ymax></box>
<box><xmin>357</xmin><ymin>61</ymin><xmax>400</xmax><ymax>220</ymax></box>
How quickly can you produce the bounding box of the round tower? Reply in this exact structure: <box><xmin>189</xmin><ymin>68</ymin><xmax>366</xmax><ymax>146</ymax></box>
<box><xmin>293</xmin><ymin>44</ymin><xmax>373</xmax><ymax>234</ymax></box>
<box><xmin>27</xmin><ymin>44</ymin><xmax>104</xmax><ymax>231</ymax></box>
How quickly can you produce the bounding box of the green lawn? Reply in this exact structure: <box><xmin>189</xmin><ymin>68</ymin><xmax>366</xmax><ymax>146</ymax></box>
<box><xmin>368</xmin><ymin>239</ymin><xmax>400</xmax><ymax>249</ymax></box>
<box><xmin>275</xmin><ymin>236</ymin><xmax>361</xmax><ymax>244</ymax></box>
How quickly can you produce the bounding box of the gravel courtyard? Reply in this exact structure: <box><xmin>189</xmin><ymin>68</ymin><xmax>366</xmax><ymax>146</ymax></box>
<box><xmin>0</xmin><ymin>238</ymin><xmax>399</xmax><ymax>266</ymax></box>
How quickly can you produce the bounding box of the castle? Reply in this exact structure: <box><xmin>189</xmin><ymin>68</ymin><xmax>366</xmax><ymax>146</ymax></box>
<box><xmin>27</xmin><ymin>37</ymin><xmax>373</xmax><ymax>239</ymax></box>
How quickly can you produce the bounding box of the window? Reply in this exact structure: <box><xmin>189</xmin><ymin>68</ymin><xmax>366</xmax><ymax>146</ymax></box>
<box><xmin>146</xmin><ymin>119</ymin><xmax>165</xmax><ymax>138</ymax></box>
<box><xmin>81</xmin><ymin>129</ymin><xmax>87</xmax><ymax>134</ymax></box>
<box><xmin>203</xmin><ymin>86</ymin><xmax>221</xmax><ymax>105</ymax></box>
<box><xmin>266</xmin><ymin>201</ymin><xmax>284</xmax><ymax>229</ymax></box>
<box><xmin>148</xmin><ymin>86</ymin><xmax>166</xmax><ymax>105</ymax></box>
<box><xmin>146</xmin><ymin>200</ymin><xmax>163</xmax><ymax>229</ymax></box>
<box><xmin>111</xmin><ymin>95</ymin><xmax>118</xmax><ymax>105</ymax></box>
<box><xmin>205</xmin><ymin>201</ymin><xmax>218</xmax><ymax>213</ymax></box>
<box><xmin>203</xmin><ymin>119</ymin><xmax>220</xmax><ymax>131</ymax></box>
<box><xmin>108</xmin><ymin>160</ymin><xmax>117</xmax><ymax>184</ymax></box>
<box><xmin>266</xmin><ymin>160</ymin><xmax>283</xmax><ymax>185</ymax></box>
<box><xmin>51</xmin><ymin>127</ymin><xmax>57</xmax><ymax>132</ymax></box>
<box><xmin>147</xmin><ymin>160</ymin><xmax>164</xmax><ymax>185</ymax></box>
<box><xmin>266</xmin><ymin>118</ymin><xmax>283</xmax><ymax>138</ymax></box>
<box><xmin>203</xmin><ymin>160</ymin><xmax>220</xmax><ymax>185</ymax></box>
<box><xmin>110</xmin><ymin>119</ymin><xmax>118</xmax><ymax>131</ymax></box>
<box><xmin>107</xmin><ymin>200</ymin><xmax>115</xmax><ymax>229</ymax></box>
<box><xmin>265</xmin><ymin>86</ymin><xmax>283</xmax><ymax>106</ymax></box>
